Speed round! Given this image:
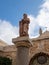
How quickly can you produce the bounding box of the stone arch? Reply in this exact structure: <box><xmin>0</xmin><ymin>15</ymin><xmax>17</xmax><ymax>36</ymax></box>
<box><xmin>29</xmin><ymin>52</ymin><xmax>49</xmax><ymax>65</ymax></box>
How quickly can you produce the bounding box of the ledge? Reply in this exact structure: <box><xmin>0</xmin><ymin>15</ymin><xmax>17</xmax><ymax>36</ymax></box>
<box><xmin>12</xmin><ymin>36</ymin><xmax>32</xmax><ymax>48</ymax></box>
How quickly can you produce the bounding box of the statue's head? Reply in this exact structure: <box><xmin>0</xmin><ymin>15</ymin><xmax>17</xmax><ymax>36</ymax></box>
<box><xmin>23</xmin><ymin>13</ymin><xmax>27</xmax><ymax>19</ymax></box>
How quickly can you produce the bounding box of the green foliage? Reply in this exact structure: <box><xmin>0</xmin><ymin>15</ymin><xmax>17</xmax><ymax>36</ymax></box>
<box><xmin>0</xmin><ymin>56</ymin><xmax>12</xmax><ymax>65</ymax></box>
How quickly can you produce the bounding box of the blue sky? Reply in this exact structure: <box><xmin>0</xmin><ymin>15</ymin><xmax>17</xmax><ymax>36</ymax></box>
<box><xmin>0</xmin><ymin>0</ymin><xmax>44</xmax><ymax>26</ymax></box>
<box><xmin>0</xmin><ymin>0</ymin><xmax>49</xmax><ymax>44</ymax></box>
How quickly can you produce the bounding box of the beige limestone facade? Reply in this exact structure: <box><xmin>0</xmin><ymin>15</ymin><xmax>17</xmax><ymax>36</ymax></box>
<box><xmin>0</xmin><ymin>40</ymin><xmax>8</xmax><ymax>47</ymax></box>
<box><xmin>0</xmin><ymin>40</ymin><xmax>17</xmax><ymax>65</ymax></box>
<box><xmin>0</xmin><ymin>31</ymin><xmax>49</xmax><ymax>65</ymax></box>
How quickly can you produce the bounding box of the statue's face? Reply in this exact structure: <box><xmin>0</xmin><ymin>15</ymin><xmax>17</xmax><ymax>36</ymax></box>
<box><xmin>23</xmin><ymin>14</ymin><xmax>27</xmax><ymax>19</ymax></box>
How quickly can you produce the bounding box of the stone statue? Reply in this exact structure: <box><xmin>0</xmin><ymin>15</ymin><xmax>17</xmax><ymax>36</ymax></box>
<box><xmin>39</xmin><ymin>28</ymin><xmax>42</xmax><ymax>36</ymax></box>
<box><xmin>19</xmin><ymin>14</ymin><xmax>30</xmax><ymax>36</ymax></box>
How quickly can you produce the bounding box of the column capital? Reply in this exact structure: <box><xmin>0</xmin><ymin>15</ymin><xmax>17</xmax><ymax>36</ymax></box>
<box><xmin>12</xmin><ymin>36</ymin><xmax>32</xmax><ymax>48</ymax></box>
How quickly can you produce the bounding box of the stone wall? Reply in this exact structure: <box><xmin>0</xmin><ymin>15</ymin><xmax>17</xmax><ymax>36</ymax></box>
<box><xmin>0</xmin><ymin>45</ymin><xmax>17</xmax><ymax>65</ymax></box>
<box><xmin>0</xmin><ymin>31</ymin><xmax>49</xmax><ymax>65</ymax></box>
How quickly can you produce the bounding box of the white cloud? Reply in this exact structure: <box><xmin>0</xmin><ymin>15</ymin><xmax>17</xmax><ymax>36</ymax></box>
<box><xmin>37</xmin><ymin>0</ymin><xmax>49</xmax><ymax>29</ymax></box>
<box><xmin>0</xmin><ymin>20</ymin><xmax>19</xmax><ymax>45</ymax></box>
<box><xmin>28</xmin><ymin>15</ymin><xmax>40</xmax><ymax>38</ymax></box>
<box><xmin>28</xmin><ymin>0</ymin><xmax>49</xmax><ymax>37</ymax></box>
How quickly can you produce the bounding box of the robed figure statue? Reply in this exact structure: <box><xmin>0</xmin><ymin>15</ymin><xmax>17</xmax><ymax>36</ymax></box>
<box><xmin>19</xmin><ymin>14</ymin><xmax>30</xmax><ymax>36</ymax></box>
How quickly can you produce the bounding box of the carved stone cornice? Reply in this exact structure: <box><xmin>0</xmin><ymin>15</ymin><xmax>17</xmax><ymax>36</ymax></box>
<box><xmin>12</xmin><ymin>36</ymin><xmax>32</xmax><ymax>48</ymax></box>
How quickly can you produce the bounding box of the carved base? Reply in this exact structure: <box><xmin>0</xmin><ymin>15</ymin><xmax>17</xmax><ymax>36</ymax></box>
<box><xmin>12</xmin><ymin>36</ymin><xmax>32</xmax><ymax>48</ymax></box>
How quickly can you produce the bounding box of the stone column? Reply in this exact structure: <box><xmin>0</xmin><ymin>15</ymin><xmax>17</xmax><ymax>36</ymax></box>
<box><xmin>12</xmin><ymin>36</ymin><xmax>32</xmax><ymax>65</ymax></box>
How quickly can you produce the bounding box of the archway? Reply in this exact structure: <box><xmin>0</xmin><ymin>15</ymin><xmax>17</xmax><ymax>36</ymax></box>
<box><xmin>29</xmin><ymin>52</ymin><xmax>49</xmax><ymax>65</ymax></box>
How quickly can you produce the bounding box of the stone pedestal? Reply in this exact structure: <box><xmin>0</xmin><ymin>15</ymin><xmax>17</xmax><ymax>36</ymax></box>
<box><xmin>12</xmin><ymin>36</ymin><xmax>32</xmax><ymax>65</ymax></box>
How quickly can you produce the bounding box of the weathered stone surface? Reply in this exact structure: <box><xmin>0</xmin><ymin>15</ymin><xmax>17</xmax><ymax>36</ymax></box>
<box><xmin>0</xmin><ymin>31</ymin><xmax>49</xmax><ymax>65</ymax></box>
<box><xmin>19</xmin><ymin>14</ymin><xmax>30</xmax><ymax>36</ymax></box>
<box><xmin>12</xmin><ymin>36</ymin><xmax>32</xmax><ymax>47</ymax></box>
<box><xmin>0</xmin><ymin>39</ymin><xmax>8</xmax><ymax>47</ymax></box>
<box><xmin>17</xmin><ymin>47</ymin><xmax>29</xmax><ymax>65</ymax></box>
<box><xmin>12</xmin><ymin>36</ymin><xmax>32</xmax><ymax>65</ymax></box>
